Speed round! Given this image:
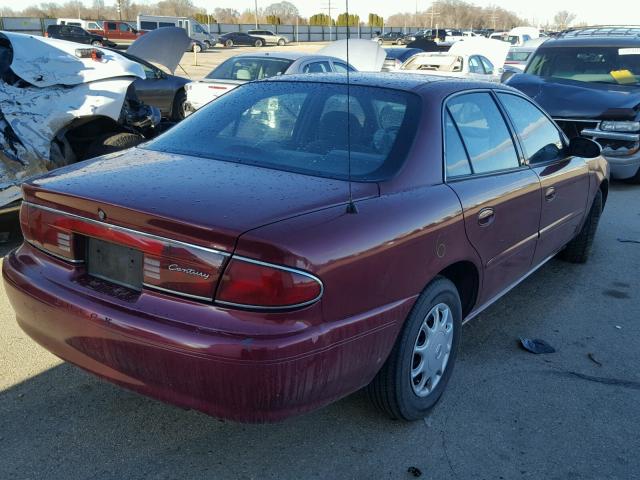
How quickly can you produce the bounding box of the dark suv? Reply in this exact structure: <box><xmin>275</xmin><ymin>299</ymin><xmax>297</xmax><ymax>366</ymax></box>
<box><xmin>45</xmin><ymin>25</ymin><xmax>116</xmax><ymax>47</ymax></box>
<box><xmin>507</xmin><ymin>26</ymin><xmax>640</xmax><ymax>182</ymax></box>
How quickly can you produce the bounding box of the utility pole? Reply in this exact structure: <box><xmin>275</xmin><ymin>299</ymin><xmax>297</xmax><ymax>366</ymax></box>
<box><xmin>116</xmin><ymin>0</ymin><xmax>122</xmax><ymax>21</ymax></box>
<box><xmin>429</xmin><ymin>2</ymin><xmax>440</xmax><ymax>30</ymax></box>
<box><xmin>321</xmin><ymin>0</ymin><xmax>333</xmax><ymax>41</ymax></box>
<box><xmin>254</xmin><ymin>0</ymin><xmax>259</xmax><ymax>28</ymax></box>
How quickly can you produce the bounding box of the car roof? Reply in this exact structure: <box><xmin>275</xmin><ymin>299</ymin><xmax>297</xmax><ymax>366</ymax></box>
<box><xmin>265</xmin><ymin>72</ymin><xmax>516</xmax><ymax>95</ymax></box>
<box><xmin>540</xmin><ymin>35</ymin><xmax>640</xmax><ymax>48</ymax></box>
<box><xmin>226</xmin><ymin>51</ymin><xmax>338</xmax><ymax>61</ymax></box>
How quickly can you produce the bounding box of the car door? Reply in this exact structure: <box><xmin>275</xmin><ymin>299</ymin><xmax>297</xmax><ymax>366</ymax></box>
<box><xmin>496</xmin><ymin>92</ymin><xmax>590</xmax><ymax>266</ymax></box>
<box><xmin>73</xmin><ymin>26</ymin><xmax>92</xmax><ymax>44</ymax></box>
<box><xmin>444</xmin><ymin>91</ymin><xmax>541</xmax><ymax>304</ymax></box>
<box><xmin>105</xmin><ymin>22</ymin><xmax>118</xmax><ymax>41</ymax></box>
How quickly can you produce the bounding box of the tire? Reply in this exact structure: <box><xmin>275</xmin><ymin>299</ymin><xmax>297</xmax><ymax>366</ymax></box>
<box><xmin>396</xmin><ymin>39</ymin><xmax>403</xmax><ymax>45</ymax></box>
<box><xmin>192</xmin><ymin>43</ymin><xmax>202</xmax><ymax>53</ymax></box>
<box><xmin>277</xmin><ymin>38</ymin><xmax>286</xmax><ymax>46</ymax></box>
<box><xmin>170</xmin><ymin>89</ymin><xmax>187</xmax><ymax>122</ymax></box>
<box><xmin>559</xmin><ymin>189</ymin><xmax>603</xmax><ymax>263</ymax></box>
<box><xmin>204</xmin><ymin>41</ymin><xmax>211</xmax><ymax>50</ymax></box>
<box><xmin>91</xmin><ymin>40</ymin><xmax>103</xmax><ymax>47</ymax></box>
<box><xmin>86</xmin><ymin>132</ymin><xmax>144</xmax><ymax>159</ymax></box>
<box><xmin>225</xmin><ymin>39</ymin><xmax>233</xmax><ymax>47</ymax></box>
<box><xmin>378</xmin><ymin>39</ymin><xmax>383</xmax><ymax>46</ymax></box>
<box><xmin>254</xmin><ymin>39</ymin><xmax>264</xmax><ymax>47</ymax></box>
<box><xmin>367</xmin><ymin>276</ymin><xmax>462</xmax><ymax>420</ymax></box>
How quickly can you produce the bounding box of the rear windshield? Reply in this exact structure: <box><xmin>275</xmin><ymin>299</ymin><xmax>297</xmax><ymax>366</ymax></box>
<box><xmin>206</xmin><ymin>57</ymin><xmax>293</xmax><ymax>81</ymax></box>
<box><xmin>526</xmin><ymin>46</ymin><xmax>640</xmax><ymax>85</ymax></box>
<box><xmin>145</xmin><ymin>81</ymin><xmax>420</xmax><ymax>182</ymax></box>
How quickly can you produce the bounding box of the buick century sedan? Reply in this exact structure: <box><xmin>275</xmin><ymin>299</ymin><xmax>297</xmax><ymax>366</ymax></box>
<box><xmin>3</xmin><ymin>74</ymin><xmax>608</xmax><ymax>422</ymax></box>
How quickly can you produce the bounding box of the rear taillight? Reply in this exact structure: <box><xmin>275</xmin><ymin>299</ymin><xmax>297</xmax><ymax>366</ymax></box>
<box><xmin>216</xmin><ymin>258</ymin><xmax>322</xmax><ymax>309</ymax></box>
<box><xmin>21</xmin><ymin>203</ymin><xmax>82</xmax><ymax>262</ymax></box>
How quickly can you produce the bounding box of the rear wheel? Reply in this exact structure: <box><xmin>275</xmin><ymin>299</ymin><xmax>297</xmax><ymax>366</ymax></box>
<box><xmin>192</xmin><ymin>43</ymin><xmax>202</xmax><ymax>53</ymax></box>
<box><xmin>396</xmin><ymin>38</ymin><xmax>403</xmax><ymax>45</ymax></box>
<box><xmin>378</xmin><ymin>39</ymin><xmax>383</xmax><ymax>46</ymax></box>
<box><xmin>254</xmin><ymin>39</ymin><xmax>264</xmax><ymax>47</ymax></box>
<box><xmin>367</xmin><ymin>276</ymin><xmax>462</xmax><ymax>420</ymax></box>
<box><xmin>277</xmin><ymin>38</ymin><xmax>286</xmax><ymax>46</ymax></box>
<box><xmin>86</xmin><ymin>132</ymin><xmax>144</xmax><ymax>159</ymax></box>
<box><xmin>91</xmin><ymin>40</ymin><xmax>103</xmax><ymax>47</ymax></box>
<box><xmin>225</xmin><ymin>39</ymin><xmax>233</xmax><ymax>47</ymax></box>
<box><xmin>559</xmin><ymin>189</ymin><xmax>603</xmax><ymax>263</ymax></box>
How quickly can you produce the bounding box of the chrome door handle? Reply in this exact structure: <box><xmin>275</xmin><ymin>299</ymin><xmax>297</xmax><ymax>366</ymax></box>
<box><xmin>545</xmin><ymin>187</ymin><xmax>557</xmax><ymax>202</ymax></box>
<box><xmin>478</xmin><ymin>207</ymin><xmax>495</xmax><ymax>226</ymax></box>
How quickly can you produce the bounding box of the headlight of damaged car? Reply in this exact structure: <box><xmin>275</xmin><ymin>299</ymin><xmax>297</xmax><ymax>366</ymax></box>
<box><xmin>599</xmin><ymin>121</ymin><xmax>640</xmax><ymax>132</ymax></box>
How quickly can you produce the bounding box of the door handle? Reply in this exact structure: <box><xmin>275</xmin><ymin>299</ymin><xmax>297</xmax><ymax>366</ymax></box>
<box><xmin>545</xmin><ymin>187</ymin><xmax>557</xmax><ymax>202</ymax></box>
<box><xmin>478</xmin><ymin>207</ymin><xmax>495</xmax><ymax>226</ymax></box>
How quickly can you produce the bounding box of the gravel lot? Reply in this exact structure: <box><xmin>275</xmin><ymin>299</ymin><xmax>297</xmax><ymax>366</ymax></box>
<box><xmin>1</xmin><ymin>50</ymin><xmax>639</xmax><ymax>477</ymax></box>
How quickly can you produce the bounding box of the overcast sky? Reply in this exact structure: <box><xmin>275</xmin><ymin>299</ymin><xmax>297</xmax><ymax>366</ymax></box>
<box><xmin>0</xmin><ymin>0</ymin><xmax>631</xmax><ymax>26</ymax></box>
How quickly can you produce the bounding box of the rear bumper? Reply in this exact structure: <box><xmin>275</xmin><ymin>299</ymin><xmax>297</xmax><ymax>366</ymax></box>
<box><xmin>3</xmin><ymin>243</ymin><xmax>409</xmax><ymax>422</ymax></box>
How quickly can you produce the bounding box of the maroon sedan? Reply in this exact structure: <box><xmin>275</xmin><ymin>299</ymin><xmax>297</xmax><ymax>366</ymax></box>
<box><xmin>3</xmin><ymin>74</ymin><xmax>608</xmax><ymax>422</ymax></box>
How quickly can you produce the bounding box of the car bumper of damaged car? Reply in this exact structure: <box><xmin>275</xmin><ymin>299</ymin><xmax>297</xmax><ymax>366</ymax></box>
<box><xmin>2</xmin><ymin>243</ymin><xmax>408</xmax><ymax>423</ymax></box>
<box><xmin>581</xmin><ymin>128</ymin><xmax>640</xmax><ymax>179</ymax></box>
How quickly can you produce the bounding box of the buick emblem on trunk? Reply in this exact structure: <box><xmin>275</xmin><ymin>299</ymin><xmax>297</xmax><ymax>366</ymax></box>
<box><xmin>168</xmin><ymin>264</ymin><xmax>210</xmax><ymax>280</ymax></box>
<box><xmin>98</xmin><ymin>208</ymin><xmax>106</xmax><ymax>221</ymax></box>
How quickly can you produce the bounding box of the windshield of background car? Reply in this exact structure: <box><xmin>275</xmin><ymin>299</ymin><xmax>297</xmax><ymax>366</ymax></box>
<box><xmin>526</xmin><ymin>46</ymin><xmax>640</xmax><ymax>85</ymax></box>
<box><xmin>145</xmin><ymin>82</ymin><xmax>420</xmax><ymax>182</ymax></box>
<box><xmin>206</xmin><ymin>57</ymin><xmax>294</xmax><ymax>81</ymax></box>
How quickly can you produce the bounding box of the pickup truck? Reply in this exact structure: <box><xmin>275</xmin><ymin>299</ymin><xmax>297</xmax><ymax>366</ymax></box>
<box><xmin>88</xmin><ymin>21</ymin><xmax>145</xmax><ymax>46</ymax></box>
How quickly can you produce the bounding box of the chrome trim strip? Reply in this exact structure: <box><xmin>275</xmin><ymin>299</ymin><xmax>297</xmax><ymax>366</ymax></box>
<box><xmin>581</xmin><ymin>129</ymin><xmax>640</xmax><ymax>142</ymax></box>
<box><xmin>485</xmin><ymin>231</ymin><xmax>538</xmax><ymax>268</ymax></box>
<box><xmin>142</xmin><ymin>283</ymin><xmax>213</xmax><ymax>302</ymax></box>
<box><xmin>215</xmin><ymin>255</ymin><xmax>325</xmax><ymax>311</ymax></box>
<box><xmin>26</xmin><ymin>240</ymin><xmax>85</xmax><ymax>264</ymax></box>
<box><xmin>463</xmin><ymin>252</ymin><xmax>556</xmax><ymax>325</ymax></box>
<box><xmin>24</xmin><ymin>202</ymin><xmax>231</xmax><ymax>257</ymax></box>
<box><xmin>539</xmin><ymin>211</ymin><xmax>580</xmax><ymax>236</ymax></box>
<box><xmin>554</xmin><ymin>118</ymin><xmax>600</xmax><ymax>124</ymax></box>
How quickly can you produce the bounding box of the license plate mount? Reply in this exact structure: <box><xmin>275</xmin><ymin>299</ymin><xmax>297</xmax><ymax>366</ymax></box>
<box><xmin>87</xmin><ymin>238</ymin><xmax>143</xmax><ymax>291</ymax></box>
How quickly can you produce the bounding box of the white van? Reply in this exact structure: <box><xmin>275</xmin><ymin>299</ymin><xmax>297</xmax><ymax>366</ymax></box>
<box><xmin>137</xmin><ymin>15</ymin><xmax>215</xmax><ymax>49</ymax></box>
<box><xmin>506</xmin><ymin>27</ymin><xmax>540</xmax><ymax>46</ymax></box>
<box><xmin>56</xmin><ymin>18</ymin><xmax>103</xmax><ymax>30</ymax></box>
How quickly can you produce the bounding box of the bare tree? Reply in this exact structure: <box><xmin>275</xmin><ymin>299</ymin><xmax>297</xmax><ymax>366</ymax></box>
<box><xmin>553</xmin><ymin>10</ymin><xmax>577</xmax><ymax>30</ymax></box>
<box><xmin>264</xmin><ymin>1</ymin><xmax>299</xmax><ymax>23</ymax></box>
<box><xmin>214</xmin><ymin>7</ymin><xmax>240</xmax><ymax>24</ymax></box>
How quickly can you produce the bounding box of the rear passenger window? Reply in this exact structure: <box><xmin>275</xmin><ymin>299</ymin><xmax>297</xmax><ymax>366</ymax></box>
<box><xmin>303</xmin><ymin>61</ymin><xmax>332</xmax><ymax>73</ymax></box>
<box><xmin>447</xmin><ymin>93</ymin><xmax>519</xmax><ymax>174</ymax></box>
<box><xmin>497</xmin><ymin>93</ymin><xmax>565</xmax><ymax>164</ymax></box>
<box><xmin>444</xmin><ymin>111</ymin><xmax>472</xmax><ymax>177</ymax></box>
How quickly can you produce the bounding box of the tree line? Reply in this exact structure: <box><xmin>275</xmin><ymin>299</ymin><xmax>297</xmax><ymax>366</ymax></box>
<box><xmin>0</xmin><ymin>0</ymin><xmax>577</xmax><ymax>31</ymax></box>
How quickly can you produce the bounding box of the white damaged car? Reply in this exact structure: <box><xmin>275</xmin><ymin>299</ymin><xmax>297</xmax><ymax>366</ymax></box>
<box><xmin>0</xmin><ymin>31</ymin><xmax>171</xmax><ymax>214</ymax></box>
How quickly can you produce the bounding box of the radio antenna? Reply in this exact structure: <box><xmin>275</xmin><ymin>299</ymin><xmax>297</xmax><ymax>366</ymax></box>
<box><xmin>345</xmin><ymin>0</ymin><xmax>358</xmax><ymax>214</ymax></box>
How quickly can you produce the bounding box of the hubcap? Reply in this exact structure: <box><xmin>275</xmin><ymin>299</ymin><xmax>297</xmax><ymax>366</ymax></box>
<box><xmin>410</xmin><ymin>303</ymin><xmax>454</xmax><ymax>397</ymax></box>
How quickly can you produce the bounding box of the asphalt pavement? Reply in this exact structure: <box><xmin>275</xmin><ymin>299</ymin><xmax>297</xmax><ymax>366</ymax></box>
<box><xmin>1</xmin><ymin>182</ymin><xmax>639</xmax><ymax>480</ymax></box>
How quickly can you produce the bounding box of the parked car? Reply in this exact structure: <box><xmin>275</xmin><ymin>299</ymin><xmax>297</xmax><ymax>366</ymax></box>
<box><xmin>218</xmin><ymin>32</ymin><xmax>267</xmax><ymax>48</ymax></box>
<box><xmin>45</xmin><ymin>24</ymin><xmax>117</xmax><ymax>48</ymax></box>
<box><xmin>506</xmin><ymin>27</ymin><xmax>541</xmax><ymax>46</ymax></box>
<box><xmin>506</xmin><ymin>26</ymin><xmax>640</xmax><ymax>182</ymax></box>
<box><xmin>247</xmin><ymin>29</ymin><xmax>290</xmax><ymax>46</ymax></box>
<box><xmin>0</xmin><ymin>28</ymin><xmax>190</xmax><ymax>214</ymax></box>
<box><xmin>87</xmin><ymin>20</ymin><xmax>144</xmax><ymax>46</ymax></box>
<box><xmin>137</xmin><ymin>15</ymin><xmax>216</xmax><ymax>49</ymax></box>
<box><xmin>56</xmin><ymin>18</ymin><xmax>103</xmax><ymax>30</ymax></box>
<box><xmin>382</xmin><ymin>47</ymin><xmax>423</xmax><ymax>71</ymax></box>
<box><xmin>373</xmin><ymin>32</ymin><xmax>406</xmax><ymax>46</ymax></box>
<box><xmin>111</xmin><ymin>49</ymin><xmax>190</xmax><ymax>121</ymax></box>
<box><xmin>400</xmin><ymin>38</ymin><xmax>510</xmax><ymax>82</ymax></box>
<box><xmin>185</xmin><ymin>52</ymin><xmax>355</xmax><ymax>112</ymax></box>
<box><xmin>4</xmin><ymin>73</ymin><xmax>607</xmax><ymax>423</ymax></box>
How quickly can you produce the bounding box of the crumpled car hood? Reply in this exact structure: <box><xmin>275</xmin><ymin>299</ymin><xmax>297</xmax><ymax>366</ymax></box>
<box><xmin>0</xmin><ymin>31</ymin><xmax>144</xmax><ymax>87</ymax></box>
<box><xmin>506</xmin><ymin>73</ymin><xmax>640</xmax><ymax>119</ymax></box>
<box><xmin>127</xmin><ymin>27</ymin><xmax>191</xmax><ymax>74</ymax></box>
<box><xmin>318</xmin><ymin>39</ymin><xmax>386</xmax><ymax>72</ymax></box>
<box><xmin>1</xmin><ymin>32</ymin><xmax>145</xmax><ymax>208</ymax></box>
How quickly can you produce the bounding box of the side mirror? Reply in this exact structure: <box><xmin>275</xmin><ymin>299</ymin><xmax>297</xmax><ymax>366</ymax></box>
<box><xmin>568</xmin><ymin>136</ymin><xmax>601</xmax><ymax>159</ymax></box>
